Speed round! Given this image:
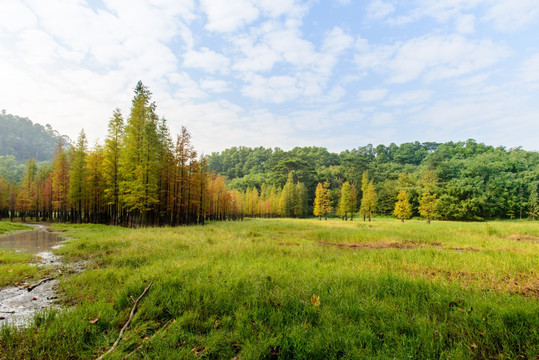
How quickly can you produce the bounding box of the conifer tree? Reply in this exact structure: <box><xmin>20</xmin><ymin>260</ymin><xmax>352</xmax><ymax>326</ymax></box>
<box><xmin>359</xmin><ymin>171</ymin><xmax>369</xmax><ymax>221</ymax></box>
<box><xmin>279</xmin><ymin>172</ymin><xmax>296</xmax><ymax>217</ymax></box>
<box><xmin>294</xmin><ymin>182</ymin><xmax>308</xmax><ymax>218</ymax></box>
<box><xmin>529</xmin><ymin>184</ymin><xmax>538</xmax><ymax>221</ymax></box>
<box><xmin>69</xmin><ymin>130</ymin><xmax>88</xmax><ymax>223</ymax></box>
<box><xmin>418</xmin><ymin>170</ymin><xmax>438</xmax><ymax>224</ymax></box>
<box><xmin>348</xmin><ymin>184</ymin><xmax>357</xmax><ymax>220</ymax></box>
<box><xmin>17</xmin><ymin>158</ymin><xmax>38</xmax><ymax>221</ymax></box>
<box><xmin>394</xmin><ymin>189</ymin><xmax>412</xmax><ymax>222</ymax></box>
<box><xmin>103</xmin><ymin>109</ymin><xmax>124</xmax><ymax>225</ymax></box>
<box><xmin>120</xmin><ymin>81</ymin><xmax>161</xmax><ymax>225</ymax></box>
<box><xmin>313</xmin><ymin>183</ymin><xmax>325</xmax><ymax>220</ymax></box>
<box><xmin>51</xmin><ymin>142</ymin><xmax>70</xmax><ymax>221</ymax></box>
<box><xmin>337</xmin><ymin>181</ymin><xmax>352</xmax><ymax>220</ymax></box>
<box><xmin>86</xmin><ymin>143</ymin><xmax>105</xmax><ymax>223</ymax></box>
<box><xmin>419</xmin><ymin>192</ymin><xmax>438</xmax><ymax>224</ymax></box>
<box><xmin>364</xmin><ymin>181</ymin><xmax>377</xmax><ymax>221</ymax></box>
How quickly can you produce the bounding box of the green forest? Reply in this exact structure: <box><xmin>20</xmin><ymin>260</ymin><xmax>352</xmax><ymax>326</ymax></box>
<box><xmin>206</xmin><ymin>141</ymin><xmax>539</xmax><ymax>221</ymax></box>
<box><xmin>0</xmin><ymin>111</ymin><xmax>69</xmax><ymax>163</ymax></box>
<box><xmin>1</xmin><ymin>84</ymin><xmax>538</xmax><ymax>224</ymax></box>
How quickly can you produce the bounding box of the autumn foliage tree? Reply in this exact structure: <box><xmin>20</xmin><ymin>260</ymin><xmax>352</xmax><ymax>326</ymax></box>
<box><xmin>313</xmin><ymin>181</ymin><xmax>332</xmax><ymax>220</ymax></box>
<box><xmin>394</xmin><ymin>189</ymin><xmax>412</xmax><ymax>222</ymax></box>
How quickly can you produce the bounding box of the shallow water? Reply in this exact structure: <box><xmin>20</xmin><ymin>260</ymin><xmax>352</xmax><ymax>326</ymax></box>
<box><xmin>0</xmin><ymin>225</ymin><xmax>63</xmax><ymax>327</ymax></box>
<box><xmin>0</xmin><ymin>225</ymin><xmax>62</xmax><ymax>254</ymax></box>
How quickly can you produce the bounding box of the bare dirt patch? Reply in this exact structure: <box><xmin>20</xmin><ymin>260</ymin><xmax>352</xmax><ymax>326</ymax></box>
<box><xmin>507</xmin><ymin>233</ymin><xmax>539</xmax><ymax>242</ymax></box>
<box><xmin>320</xmin><ymin>241</ymin><xmax>423</xmax><ymax>249</ymax></box>
<box><xmin>320</xmin><ymin>241</ymin><xmax>481</xmax><ymax>252</ymax></box>
<box><xmin>405</xmin><ymin>266</ymin><xmax>539</xmax><ymax>298</ymax></box>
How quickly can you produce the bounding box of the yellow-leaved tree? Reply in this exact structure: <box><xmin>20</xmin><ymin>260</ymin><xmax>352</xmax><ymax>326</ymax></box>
<box><xmin>313</xmin><ymin>181</ymin><xmax>332</xmax><ymax>220</ymax></box>
<box><xmin>394</xmin><ymin>189</ymin><xmax>412</xmax><ymax>222</ymax></box>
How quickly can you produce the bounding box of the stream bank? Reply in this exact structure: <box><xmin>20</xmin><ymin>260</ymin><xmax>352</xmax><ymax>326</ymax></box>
<box><xmin>0</xmin><ymin>224</ymin><xmax>64</xmax><ymax>327</ymax></box>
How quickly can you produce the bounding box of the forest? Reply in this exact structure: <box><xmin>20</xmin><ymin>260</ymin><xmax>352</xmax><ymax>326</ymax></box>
<box><xmin>0</xmin><ymin>111</ymin><xmax>69</xmax><ymax>163</ymax></box>
<box><xmin>1</xmin><ymin>83</ymin><xmax>538</xmax><ymax>225</ymax></box>
<box><xmin>206</xmin><ymin>141</ymin><xmax>539</xmax><ymax>221</ymax></box>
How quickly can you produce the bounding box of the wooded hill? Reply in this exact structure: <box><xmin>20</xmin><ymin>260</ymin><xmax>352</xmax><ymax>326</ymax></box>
<box><xmin>0</xmin><ymin>111</ymin><xmax>69</xmax><ymax>163</ymax></box>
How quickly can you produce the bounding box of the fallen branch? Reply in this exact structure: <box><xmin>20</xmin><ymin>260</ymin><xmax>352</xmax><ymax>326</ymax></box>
<box><xmin>27</xmin><ymin>277</ymin><xmax>55</xmax><ymax>292</ymax></box>
<box><xmin>122</xmin><ymin>318</ymin><xmax>173</xmax><ymax>360</ymax></box>
<box><xmin>0</xmin><ymin>311</ymin><xmax>16</xmax><ymax>314</ymax></box>
<box><xmin>96</xmin><ymin>281</ymin><xmax>153</xmax><ymax>360</ymax></box>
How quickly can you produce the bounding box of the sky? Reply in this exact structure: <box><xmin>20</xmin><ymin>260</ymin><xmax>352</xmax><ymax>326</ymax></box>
<box><xmin>1</xmin><ymin>0</ymin><xmax>539</xmax><ymax>154</ymax></box>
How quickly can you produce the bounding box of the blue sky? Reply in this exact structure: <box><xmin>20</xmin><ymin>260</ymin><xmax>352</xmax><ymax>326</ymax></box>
<box><xmin>1</xmin><ymin>0</ymin><xmax>539</xmax><ymax>153</ymax></box>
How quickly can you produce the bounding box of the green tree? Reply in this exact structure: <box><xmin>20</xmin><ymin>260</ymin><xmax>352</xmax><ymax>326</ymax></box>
<box><xmin>69</xmin><ymin>130</ymin><xmax>88</xmax><ymax>223</ymax></box>
<box><xmin>337</xmin><ymin>181</ymin><xmax>352</xmax><ymax>220</ymax></box>
<box><xmin>394</xmin><ymin>189</ymin><xmax>412</xmax><ymax>222</ymax></box>
<box><xmin>418</xmin><ymin>170</ymin><xmax>439</xmax><ymax>224</ymax></box>
<box><xmin>349</xmin><ymin>184</ymin><xmax>357</xmax><ymax>220</ymax></box>
<box><xmin>364</xmin><ymin>180</ymin><xmax>377</xmax><ymax>221</ymax></box>
<box><xmin>103</xmin><ymin>109</ymin><xmax>124</xmax><ymax>225</ymax></box>
<box><xmin>529</xmin><ymin>184</ymin><xmax>538</xmax><ymax>221</ymax></box>
<box><xmin>86</xmin><ymin>143</ymin><xmax>105</xmax><ymax>223</ymax></box>
<box><xmin>419</xmin><ymin>192</ymin><xmax>438</xmax><ymax>224</ymax></box>
<box><xmin>279</xmin><ymin>172</ymin><xmax>296</xmax><ymax>217</ymax></box>
<box><xmin>294</xmin><ymin>181</ymin><xmax>308</xmax><ymax>218</ymax></box>
<box><xmin>359</xmin><ymin>171</ymin><xmax>369</xmax><ymax>221</ymax></box>
<box><xmin>120</xmin><ymin>81</ymin><xmax>162</xmax><ymax>225</ymax></box>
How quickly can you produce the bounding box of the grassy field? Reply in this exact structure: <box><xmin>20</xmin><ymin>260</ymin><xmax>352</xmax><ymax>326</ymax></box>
<box><xmin>1</xmin><ymin>218</ymin><xmax>538</xmax><ymax>359</ymax></box>
<box><xmin>0</xmin><ymin>221</ymin><xmax>30</xmax><ymax>236</ymax></box>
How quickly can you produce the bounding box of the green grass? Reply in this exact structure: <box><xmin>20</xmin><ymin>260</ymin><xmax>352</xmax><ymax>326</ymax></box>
<box><xmin>0</xmin><ymin>221</ymin><xmax>31</xmax><ymax>236</ymax></box>
<box><xmin>1</xmin><ymin>218</ymin><xmax>538</xmax><ymax>359</ymax></box>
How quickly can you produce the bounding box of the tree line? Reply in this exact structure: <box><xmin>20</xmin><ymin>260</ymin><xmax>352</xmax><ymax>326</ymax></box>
<box><xmin>0</xmin><ymin>82</ymin><xmax>241</xmax><ymax>226</ymax></box>
<box><xmin>1</xmin><ymin>83</ymin><xmax>539</xmax><ymax>224</ymax></box>
<box><xmin>206</xmin><ymin>141</ymin><xmax>539</xmax><ymax>221</ymax></box>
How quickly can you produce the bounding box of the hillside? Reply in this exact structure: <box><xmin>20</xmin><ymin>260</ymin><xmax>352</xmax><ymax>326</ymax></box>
<box><xmin>0</xmin><ymin>111</ymin><xmax>70</xmax><ymax>163</ymax></box>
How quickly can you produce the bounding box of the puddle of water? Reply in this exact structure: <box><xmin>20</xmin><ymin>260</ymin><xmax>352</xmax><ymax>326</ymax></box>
<box><xmin>0</xmin><ymin>227</ymin><xmax>62</xmax><ymax>254</ymax></box>
<box><xmin>0</xmin><ymin>226</ymin><xmax>64</xmax><ymax>327</ymax></box>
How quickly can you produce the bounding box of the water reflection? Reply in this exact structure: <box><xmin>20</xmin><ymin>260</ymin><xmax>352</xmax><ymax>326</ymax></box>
<box><xmin>0</xmin><ymin>229</ymin><xmax>62</xmax><ymax>254</ymax></box>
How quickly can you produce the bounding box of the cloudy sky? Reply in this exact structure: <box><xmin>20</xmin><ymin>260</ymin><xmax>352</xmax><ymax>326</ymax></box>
<box><xmin>1</xmin><ymin>0</ymin><xmax>539</xmax><ymax>153</ymax></box>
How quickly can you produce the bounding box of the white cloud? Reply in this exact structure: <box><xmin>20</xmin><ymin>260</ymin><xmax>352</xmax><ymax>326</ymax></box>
<box><xmin>518</xmin><ymin>53</ymin><xmax>539</xmax><ymax>87</ymax></box>
<box><xmin>356</xmin><ymin>34</ymin><xmax>511</xmax><ymax>83</ymax></box>
<box><xmin>0</xmin><ymin>0</ymin><xmax>37</xmax><ymax>32</ymax></box>
<box><xmin>455</xmin><ymin>14</ymin><xmax>475</xmax><ymax>34</ymax></box>
<box><xmin>370</xmin><ymin>112</ymin><xmax>394</xmax><ymax>126</ymax></box>
<box><xmin>483</xmin><ymin>0</ymin><xmax>539</xmax><ymax>32</ymax></box>
<box><xmin>358</xmin><ymin>88</ymin><xmax>389</xmax><ymax>102</ymax></box>
<box><xmin>242</xmin><ymin>75</ymin><xmax>301</xmax><ymax>103</ymax></box>
<box><xmin>322</xmin><ymin>27</ymin><xmax>354</xmax><ymax>54</ymax></box>
<box><xmin>383</xmin><ymin>90</ymin><xmax>432</xmax><ymax>106</ymax></box>
<box><xmin>200</xmin><ymin>79</ymin><xmax>230</xmax><ymax>93</ymax></box>
<box><xmin>366</xmin><ymin>0</ymin><xmax>395</xmax><ymax>20</ymax></box>
<box><xmin>183</xmin><ymin>48</ymin><xmax>231</xmax><ymax>74</ymax></box>
<box><xmin>200</xmin><ymin>0</ymin><xmax>259</xmax><ymax>32</ymax></box>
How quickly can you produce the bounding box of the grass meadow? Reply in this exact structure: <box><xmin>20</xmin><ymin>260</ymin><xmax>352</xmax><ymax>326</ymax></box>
<box><xmin>0</xmin><ymin>218</ymin><xmax>538</xmax><ymax>359</ymax></box>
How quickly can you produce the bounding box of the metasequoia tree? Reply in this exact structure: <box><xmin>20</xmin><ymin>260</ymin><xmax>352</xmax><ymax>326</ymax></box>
<box><xmin>313</xmin><ymin>181</ymin><xmax>332</xmax><ymax>220</ymax></box>
<box><xmin>337</xmin><ymin>181</ymin><xmax>352</xmax><ymax>220</ymax></box>
<box><xmin>418</xmin><ymin>170</ymin><xmax>439</xmax><ymax>224</ymax></box>
<box><xmin>394</xmin><ymin>189</ymin><xmax>412</xmax><ymax>222</ymax></box>
<box><xmin>103</xmin><ymin>109</ymin><xmax>124</xmax><ymax>225</ymax></box>
<box><xmin>120</xmin><ymin>81</ymin><xmax>161</xmax><ymax>226</ymax></box>
<box><xmin>529</xmin><ymin>184</ymin><xmax>538</xmax><ymax>221</ymax></box>
<box><xmin>69</xmin><ymin>130</ymin><xmax>88</xmax><ymax>223</ymax></box>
